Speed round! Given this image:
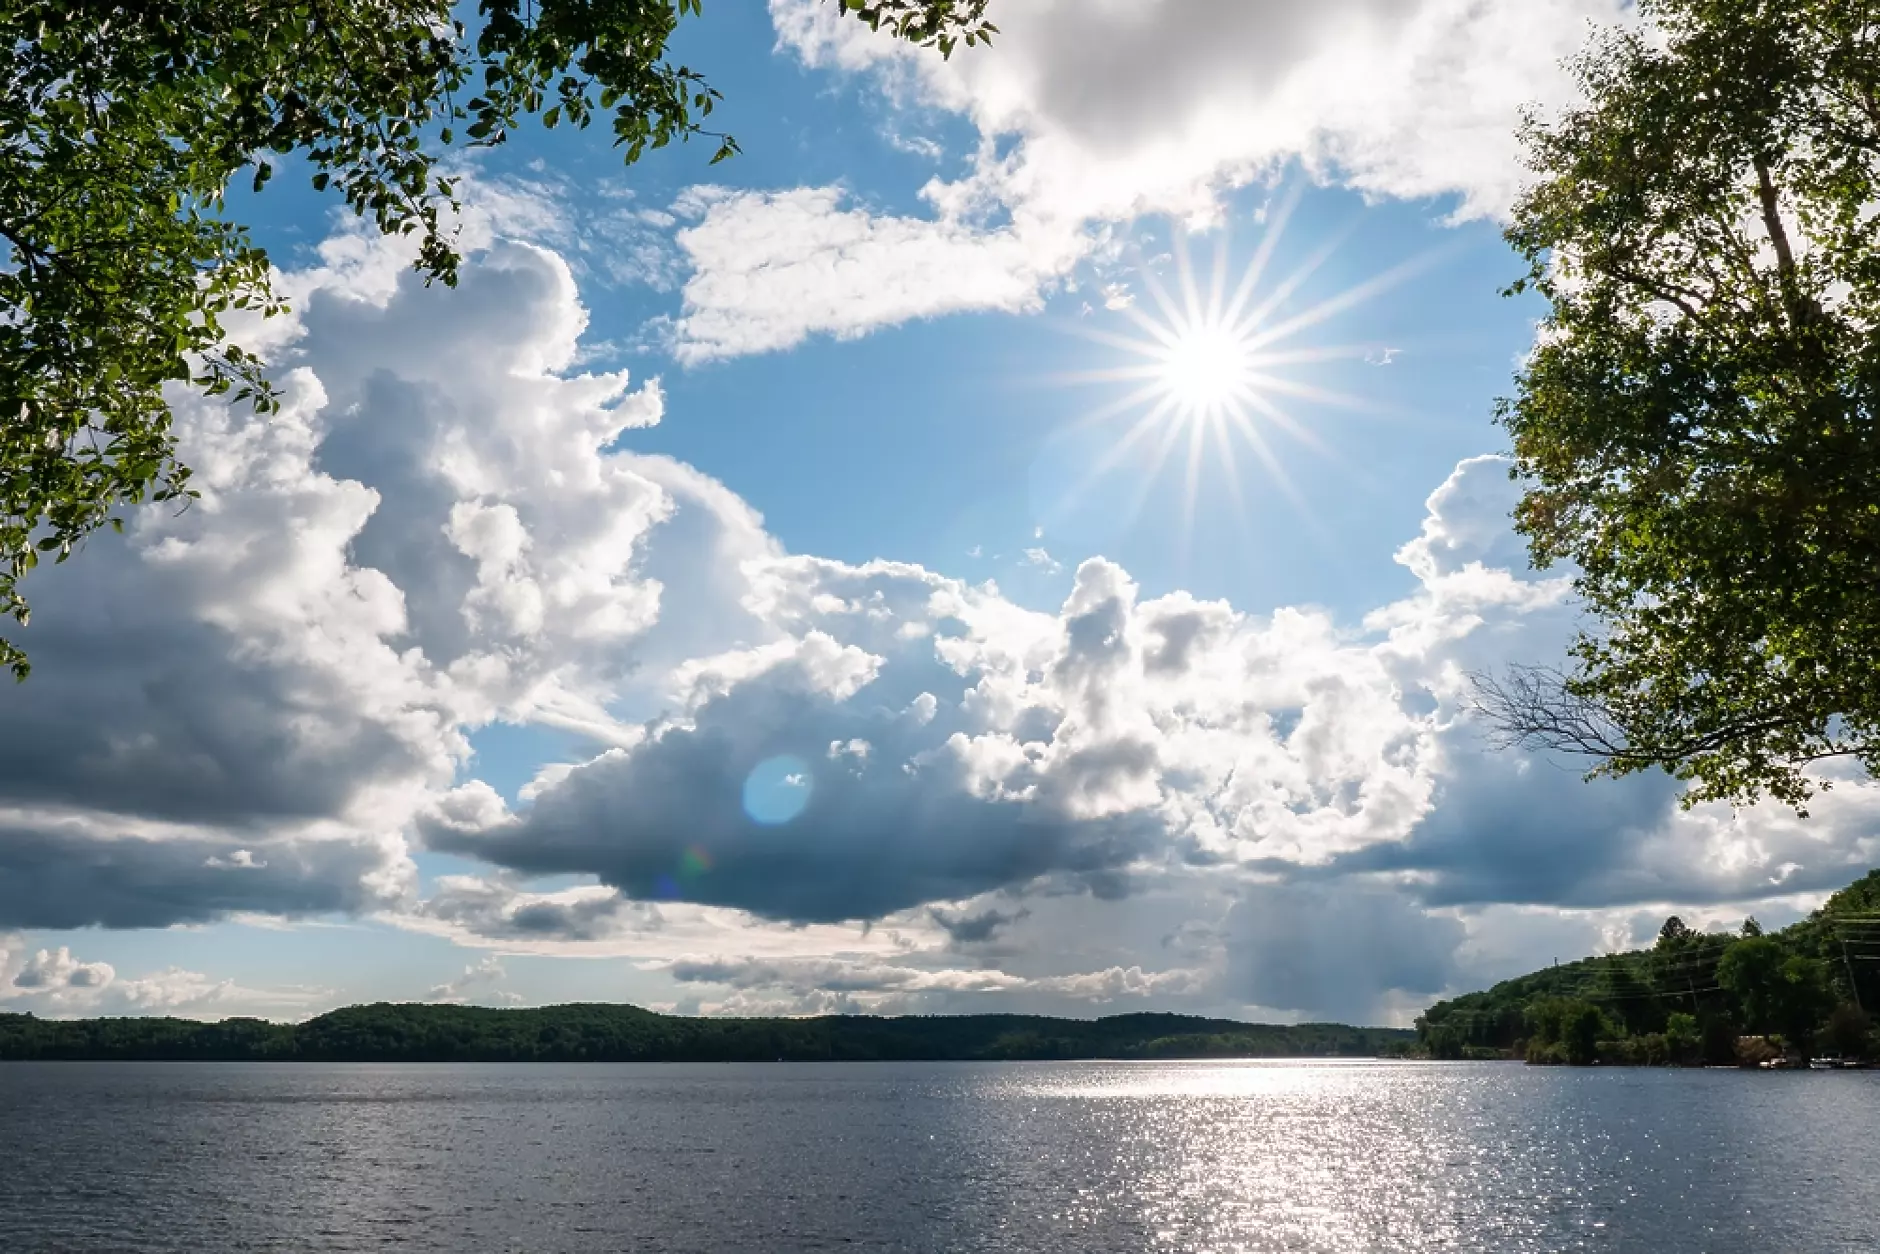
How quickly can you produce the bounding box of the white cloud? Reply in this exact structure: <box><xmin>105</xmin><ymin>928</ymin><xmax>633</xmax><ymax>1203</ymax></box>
<box><xmin>671</xmin><ymin>186</ymin><xmax>1085</xmax><ymax>362</ymax></box>
<box><xmin>426</xmin><ymin>955</ymin><xmax>523</xmax><ymax>1006</ymax></box>
<box><xmin>775</xmin><ymin>0</ymin><xmax>1627</xmax><ymax>223</ymax></box>
<box><xmin>1022</xmin><ymin>547</ymin><xmax>1063</xmax><ymax>574</ymax></box>
<box><xmin>635</xmin><ymin>0</ymin><xmax>1638</xmax><ymax>360</ymax></box>
<box><xmin>10</xmin><ymin>946</ymin><xmax>114</xmax><ymax>994</ymax></box>
<box><xmin>408</xmin><ymin>431</ymin><xmax>1880</xmax><ymax>1021</ymax></box>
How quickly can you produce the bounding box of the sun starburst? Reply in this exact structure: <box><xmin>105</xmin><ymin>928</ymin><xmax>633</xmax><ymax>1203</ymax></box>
<box><xmin>1049</xmin><ymin>189</ymin><xmax>1447</xmax><ymax>548</ymax></box>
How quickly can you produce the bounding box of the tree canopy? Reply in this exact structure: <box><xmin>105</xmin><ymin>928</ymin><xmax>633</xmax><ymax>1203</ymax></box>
<box><xmin>1478</xmin><ymin>0</ymin><xmax>1880</xmax><ymax>810</ymax></box>
<box><xmin>0</xmin><ymin>0</ymin><xmax>993</xmax><ymax>678</ymax></box>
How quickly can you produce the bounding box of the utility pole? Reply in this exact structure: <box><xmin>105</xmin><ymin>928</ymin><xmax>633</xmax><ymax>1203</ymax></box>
<box><xmin>1838</xmin><ymin>923</ymin><xmax>1864</xmax><ymax>1013</ymax></box>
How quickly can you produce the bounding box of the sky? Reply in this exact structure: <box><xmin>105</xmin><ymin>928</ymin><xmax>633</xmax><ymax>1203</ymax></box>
<box><xmin>4</xmin><ymin>0</ymin><xmax>1878</xmax><ymax>1029</ymax></box>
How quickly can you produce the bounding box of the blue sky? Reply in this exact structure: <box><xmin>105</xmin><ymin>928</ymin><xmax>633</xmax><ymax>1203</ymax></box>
<box><xmin>4</xmin><ymin>0</ymin><xmax>1876</xmax><ymax>1026</ymax></box>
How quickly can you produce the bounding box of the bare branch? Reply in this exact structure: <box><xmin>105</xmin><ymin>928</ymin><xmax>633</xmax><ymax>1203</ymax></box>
<box><xmin>1467</xmin><ymin>665</ymin><xmax>1637</xmax><ymax>762</ymax></box>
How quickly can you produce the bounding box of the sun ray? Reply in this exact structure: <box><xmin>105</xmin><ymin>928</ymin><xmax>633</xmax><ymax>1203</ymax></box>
<box><xmin>1241</xmin><ymin>371</ymin><xmax>1394</xmax><ymax>416</ymax></box>
<box><xmin>1221</xmin><ymin>186</ymin><xmax>1302</xmax><ymax>329</ymax></box>
<box><xmin>1240</xmin><ymin>243</ymin><xmax>1461</xmax><ymax>356</ymax></box>
<box><xmin>1178</xmin><ymin>407</ymin><xmax>1210</xmax><ymax>560</ymax></box>
<box><xmin>1233</xmin><ymin>223</ymin><xmax>1353</xmax><ymax>340</ymax></box>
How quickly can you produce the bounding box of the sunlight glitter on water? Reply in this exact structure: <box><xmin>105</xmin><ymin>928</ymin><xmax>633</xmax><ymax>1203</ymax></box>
<box><xmin>3</xmin><ymin>1061</ymin><xmax>1875</xmax><ymax>1253</ymax></box>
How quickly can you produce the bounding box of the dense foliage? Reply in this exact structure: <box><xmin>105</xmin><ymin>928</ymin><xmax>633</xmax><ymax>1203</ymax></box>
<box><xmin>0</xmin><ymin>1004</ymin><xmax>1412</xmax><ymax>1063</ymax></box>
<box><xmin>0</xmin><ymin>0</ymin><xmax>993</xmax><ymax>678</ymax></box>
<box><xmin>1418</xmin><ymin>869</ymin><xmax>1880</xmax><ymax>1065</ymax></box>
<box><xmin>1481</xmin><ymin>0</ymin><xmax>1880</xmax><ymax>810</ymax></box>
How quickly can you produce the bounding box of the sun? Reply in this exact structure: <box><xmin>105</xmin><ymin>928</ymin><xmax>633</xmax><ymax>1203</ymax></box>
<box><xmin>1049</xmin><ymin>188</ymin><xmax>1444</xmax><ymax>542</ymax></box>
<box><xmin>1159</xmin><ymin>317</ymin><xmax>1253</xmax><ymax>416</ymax></box>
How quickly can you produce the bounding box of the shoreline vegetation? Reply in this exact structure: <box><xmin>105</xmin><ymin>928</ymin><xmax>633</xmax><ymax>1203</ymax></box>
<box><xmin>0</xmin><ymin>1006</ymin><xmax>1413</xmax><ymax>1063</ymax></box>
<box><xmin>1417</xmin><ymin>870</ymin><xmax>1880</xmax><ymax>1070</ymax></box>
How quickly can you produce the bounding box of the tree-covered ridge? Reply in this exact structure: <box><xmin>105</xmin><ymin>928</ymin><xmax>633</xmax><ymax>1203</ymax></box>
<box><xmin>0</xmin><ymin>1004</ymin><xmax>1412</xmax><ymax>1063</ymax></box>
<box><xmin>1418</xmin><ymin>869</ymin><xmax>1880</xmax><ymax>1066</ymax></box>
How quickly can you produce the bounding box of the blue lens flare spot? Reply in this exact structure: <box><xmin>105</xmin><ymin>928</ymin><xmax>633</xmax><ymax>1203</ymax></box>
<box><xmin>742</xmin><ymin>755</ymin><xmax>813</xmax><ymax>825</ymax></box>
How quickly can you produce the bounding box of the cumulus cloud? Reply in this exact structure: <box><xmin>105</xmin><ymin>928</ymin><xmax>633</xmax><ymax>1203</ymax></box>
<box><xmin>776</xmin><ymin>0</ymin><xmax>1628</xmax><ymax>222</ymax></box>
<box><xmin>426</xmin><ymin>955</ymin><xmax>523</xmax><ymax>1006</ymax></box>
<box><xmin>0</xmin><ymin>195</ymin><xmax>701</xmax><ymax>931</ymax></box>
<box><xmin>0</xmin><ymin>936</ymin><xmax>325</xmax><ymax>1019</ymax></box>
<box><xmin>404</xmin><ymin>447</ymin><xmax>1880</xmax><ymax>959</ymax></box>
<box><xmin>671</xmin><ymin>186</ymin><xmax>1085</xmax><ymax>362</ymax></box>
<box><xmin>11</xmin><ymin>946</ymin><xmax>114</xmax><ymax>993</ymax></box>
<box><xmin>412</xmin><ymin>875</ymin><xmax>654</xmax><ymax>946</ymax></box>
<box><xmin>11</xmin><ymin>201</ymin><xmax>1879</xmax><ymax>1026</ymax></box>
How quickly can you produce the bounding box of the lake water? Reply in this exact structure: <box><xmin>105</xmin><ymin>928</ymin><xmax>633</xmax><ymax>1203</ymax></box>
<box><xmin>1</xmin><ymin>1060</ymin><xmax>1875</xmax><ymax>1252</ymax></box>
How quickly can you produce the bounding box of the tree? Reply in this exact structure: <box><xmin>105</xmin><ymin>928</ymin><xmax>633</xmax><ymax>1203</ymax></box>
<box><xmin>1663</xmin><ymin>1011</ymin><xmax>1700</xmax><ymax>1064</ymax></box>
<box><xmin>1717</xmin><ymin>937</ymin><xmax>1833</xmax><ymax>1050</ymax></box>
<box><xmin>1474</xmin><ymin>0</ymin><xmax>1880</xmax><ymax>811</ymax></box>
<box><xmin>0</xmin><ymin>0</ymin><xmax>994</xmax><ymax>678</ymax></box>
<box><xmin>1822</xmin><ymin>1002</ymin><xmax>1874</xmax><ymax>1060</ymax></box>
<box><xmin>1526</xmin><ymin>997</ymin><xmax>1611</xmax><ymax>1065</ymax></box>
<box><xmin>1656</xmin><ymin>916</ymin><xmax>1694</xmax><ymax>950</ymax></box>
<box><xmin>1594</xmin><ymin>953</ymin><xmax>1662</xmax><ymax>1036</ymax></box>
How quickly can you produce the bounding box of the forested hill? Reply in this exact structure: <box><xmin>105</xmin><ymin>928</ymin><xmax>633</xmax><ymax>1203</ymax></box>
<box><xmin>1418</xmin><ymin>869</ymin><xmax>1880</xmax><ymax>1066</ymax></box>
<box><xmin>0</xmin><ymin>1004</ymin><xmax>1412</xmax><ymax>1063</ymax></box>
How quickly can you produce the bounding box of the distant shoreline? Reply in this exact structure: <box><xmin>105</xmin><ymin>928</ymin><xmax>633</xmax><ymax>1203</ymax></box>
<box><xmin>1</xmin><ymin>1002</ymin><xmax>1415</xmax><ymax>1064</ymax></box>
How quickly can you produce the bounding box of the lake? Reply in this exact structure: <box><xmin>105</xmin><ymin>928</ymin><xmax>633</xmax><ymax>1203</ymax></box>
<box><xmin>1</xmin><ymin>1060</ymin><xmax>1874</xmax><ymax>1252</ymax></box>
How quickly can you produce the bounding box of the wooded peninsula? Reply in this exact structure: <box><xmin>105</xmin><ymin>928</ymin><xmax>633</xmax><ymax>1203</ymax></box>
<box><xmin>1418</xmin><ymin>870</ymin><xmax>1880</xmax><ymax>1067</ymax></box>
<box><xmin>0</xmin><ymin>1006</ymin><xmax>1412</xmax><ymax>1063</ymax></box>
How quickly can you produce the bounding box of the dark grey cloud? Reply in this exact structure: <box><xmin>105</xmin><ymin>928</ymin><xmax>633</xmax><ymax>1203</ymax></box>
<box><xmin>1224</xmin><ymin>879</ymin><xmax>1463</xmax><ymax>1023</ymax></box>
<box><xmin>413</xmin><ymin>879</ymin><xmax>652</xmax><ymax>943</ymax></box>
<box><xmin>1331</xmin><ymin>728</ymin><xmax>1880</xmax><ymax>912</ymax></box>
<box><xmin>0</xmin><ymin>819</ymin><xmax>390</xmax><ymax>930</ymax></box>
<box><xmin>990</xmin><ymin>0</ymin><xmax>1414</xmax><ymax>151</ymax></box>
<box><xmin>0</xmin><ymin>531</ymin><xmax>437</xmax><ymax>829</ymax></box>
<box><xmin>929</xmin><ymin>906</ymin><xmax>1029</xmax><ymax>945</ymax></box>
<box><xmin>424</xmin><ymin>656</ymin><xmax>1160</xmax><ymax>925</ymax></box>
<box><xmin>1333</xmin><ymin>739</ymin><xmax>1680</xmax><ymax>909</ymax></box>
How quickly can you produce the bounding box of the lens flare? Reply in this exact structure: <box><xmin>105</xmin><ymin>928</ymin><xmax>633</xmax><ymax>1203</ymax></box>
<box><xmin>742</xmin><ymin>755</ymin><xmax>813</xmax><ymax>825</ymax></box>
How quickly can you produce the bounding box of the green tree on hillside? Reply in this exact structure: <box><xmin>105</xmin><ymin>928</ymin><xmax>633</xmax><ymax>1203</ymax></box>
<box><xmin>0</xmin><ymin>0</ymin><xmax>993</xmax><ymax>678</ymax></box>
<box><xmin>1822</xmin><ymin>1003</ymin><xmax>1875</xmax><ymax>1060</ymax></box>
<box><xmin>1662</xmin><ymin>1011</ymin><xmax>1700</xmax><ymax>1064</ymax></box>
<box><xmin>1715</xmin><ymin>937</ymin><xmax>1833</xmax><ymax>1051</ymax></box>
<box><xmin>1657</xmin><ymin>917</ymin><xmax>1695</xmax><ymax>950</ymax></box>
<box><xmin>1526</xmin><ymin>998</ymin><xmax>1612</xmax><ymax>1065</ymax></box>
<box><xmin>1475</xmin><ymin>0</ymin><xmax>1880</xmax><ymax>811</ymax></box>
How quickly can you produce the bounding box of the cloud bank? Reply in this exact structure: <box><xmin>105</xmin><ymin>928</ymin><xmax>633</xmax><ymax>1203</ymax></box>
<box><xmin>5</xmin><ymin>199</ymin><xmax>1876</xmax><ymax>1027</ymax></box>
